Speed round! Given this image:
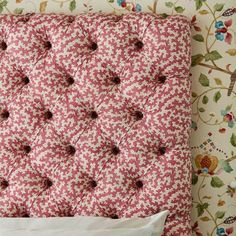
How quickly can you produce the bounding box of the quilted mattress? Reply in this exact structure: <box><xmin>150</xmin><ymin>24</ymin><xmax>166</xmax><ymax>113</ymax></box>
<box><xmin>0</xmin><ymin>13</ymin><xmax>192</xmax><ymax>235</ymax></box>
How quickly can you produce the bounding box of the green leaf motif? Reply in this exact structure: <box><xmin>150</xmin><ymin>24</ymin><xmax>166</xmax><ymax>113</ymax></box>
<box><xmin>205</xmin><ymin>50</ymin><xmax>222</xmax><ymax>61</ymax></box>
<box><xmin>192</xmin><ymin>92</ymin><xmax>198</xmax><ymax>98</ymax></box>
<box><xmin>215</xmin><ymin>211</ymin><xmax>225</xmax><ymax>219</ymax></box>
<box><xmin>0</xmin><ymin>0</ymin><xmax>8</xmax><ymax>13</ymax></box>
<box><xmin>200</xmin><ymin>216</ymin><xmax>210</xmax><ymax>221</ymax></box>
<box><xmin>107</xmin><ymin>0</ymin><xmax>114</xmax><ymax>2</ymax></box>
<box><xmin>70</xmin><ymin>0</ymin><xmax>76</xmax><ymax>12</ymax></box>
<box><xmin>174</xmin><ymin>6</ymin><xmax>185</xmax><ymax>13</ymax></box>
<box><xmin>219</xmin><ymin>160</ymin><xmax>233</xmax><ymax>173</ymax></box>
<box><xmin>202</xmin><ymin>95</ymin><xmax>209</xmax><ymax>104</ymax></box>
<box><xmin>199</xmin><ymin>10</ymin><xmax>209</xmax><ymax>15</ymax></box>
<box><xmin>192</xmin><ymin>172</ymin><xmax>198</xmax><ymax>185</ymax></box>
<box><xmin>195</xmin><ymin>0</ymin><xmax>202</xmax><ymax>10</ymax></box>
<box><xmin>226</xmin><ymin>104</ymin><xmax>232</xmax><ymax>111</ymax></box>
<box><xmin>211</xmin><ymin>176</ymin><xmax>224</xmax><ymax>188</ymax></box>
<box><xmin>199</xmin><ymin>107</ymin><xmax>205</xmax><ymax>112</ymax></box>
<box><xmin>14</xmin><ymin>8</ymin><xmax>24</xmax><ymax>14</ymax></box>
<box><xmin>193</xmin><ymin>34</ymin><xmax>204</xmax><ymax>42</ymax></box>
<box><xmin>191</xmin><ymin>54</ymin><xmax>205</xmax><ymax>66</ymax></box>
<box><xmin>197</xmin><ymin>203</ymin><xmax>209</xmax><ymax>217</ymax></box>
<box><xmin>214</xmin><ymin>3</ymin><xmax>224</xmax><ymax>12</ymax></box>
<box><xmin>213</xmin><ymin>91</ymin><xmax>221</xmax><ymax>103</ymax></box>
<box><xmin>214</xmin><ymin>78</ymin><xmax>222</xmax><ymax>85</ymax></box>
<box><xmin>199</xmin><ymin>73</ymin><xmax>209</xmax><ymax>87</ymax></box>
<box><xmin>165</xmin><ymin>2</ymin><xmax>174</xmax><ymax>8</ymax></box>
<box><xmin>230</xmin><ymin>133</ymin><xmax>236</xmax><ymax>147</ymax></box>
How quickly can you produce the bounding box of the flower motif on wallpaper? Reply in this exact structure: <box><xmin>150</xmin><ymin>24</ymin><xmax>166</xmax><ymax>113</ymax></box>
<box><xmin>215</xmin><ymin>19</ymin><xmax>233</xmax><ymax>44</ymax></box>
<box><xmin>117</xmin><ymin>0</ymin><xmax>141</xmax><ymax>12</ymax></box>
<box><xmin>221</xmin><ymin>107</ymin><xmax>235</xmax><ymax>128</ymax></box>
<box><xmin>195</xmin><ymin>154</ymin><xmax>218</xmax><ymax>176</ymax></box>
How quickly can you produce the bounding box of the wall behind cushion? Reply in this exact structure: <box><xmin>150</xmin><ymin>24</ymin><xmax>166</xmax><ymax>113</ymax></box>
<box><xmin>1</xmin><ymin>0</ymin><xmax>236</xmax><ymax>235</ymax></box>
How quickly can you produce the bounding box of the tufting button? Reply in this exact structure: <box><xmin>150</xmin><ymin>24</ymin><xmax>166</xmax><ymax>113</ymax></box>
<box><xmin>44</xmin><ymin>178</ymin><xmax>53</xmax><ymax>189</ymax></box>
<box><xmin>22</xmin><ymin>213</ymin><xmax>30</xmax><ymax>217</ymax></box>
<box><xmin>66</xmin><ymin>145</ymin><xmax>76</xmax><ymax>156</ymax></box>
<box><xmin>134</xmin><ymin>111</ymin><xmax>143</xmax><ymax>121</ymax></box>
<box><xmin>135</xmin><ymin>41</ymin><xmax>143</xmax><ymax>50</ymax></box>
<box><xmin>91</xmin><ymin>42</ymin><xmax>98</xmax><ymax>51</ymax></box>
<box><xmin>111</xmin><ymin>146</ymin><xmax>120</xmax><ymax>155</ymax></box>
<box><xmin>90</xmin><ymin>180</ymin><xmax>97</xmax><ymax>188</ymax></box>
<box><xmin>67</xmin><ymin>76</ymin><xmax>74</xmax><ymax>85</ymax></box>
<box><xmin>111</xmin><ymin>214</ymin><xmax>119</xmax><ymax>219</ymax></box>
<box><xmin>44</xmin><ymin>110</ymin><xmax>53</xmax><ymax>120</ymax></box>
<box><xmin>0</xmin><ymin>110</ymin><xmax>9</xmax><ymax>119</ymax></box>
<box><xmin>159</xmin><ymin>147</ymin><xmax>166</xmax><ymax>155</ymax></box>
<box><xmin>23</xmin><ymin>145</ymin><xmax>31</xmax><ymax>154</ymax></box>
<box><xmin>0</xmin><ymin>180</ymin><xmax>9</xmax><ymax>189</ymax></box>
<box><xmin>44</xmin><ymin>41</ymin><xmax>52</xmax><ymax>50</ymax></box>
<box><xmin>158</xmin><ymin>75</ymin><xmax>167</xmax><ymax>84</ymax></box>
<box><xmin>90</xmin><ymin>111</ymin><xmax>98</xmax><ymax>119</ymax></box>
<box><xmin>112</xmin><ymin>76</ymin><xmax>121</xmax><ymax>85</ymax></box>
<box><xmin>68</xmin><ymin>16</ymin><xmax>75</xmax><ymax>23</ymax></box>
<box><xmin>22</xmin><ymin>76</ymin><xmax>30</xmax><ymax>85</ymax></box>
<box><xmin>136</xmin><ymin>180</ymin><xmax>143</xmax><ymax>188</ymax></box>
<box><xmin>1</xmin><ymin>41</ymin><xmax>7</xmax><ymax>51</ymax></box>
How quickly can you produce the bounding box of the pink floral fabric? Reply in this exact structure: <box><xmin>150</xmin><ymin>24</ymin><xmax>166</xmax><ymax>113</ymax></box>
<box><xmin>0</xmin><ymin>13</ymin><xmax>192</xmax><ymax>235</ymax></box>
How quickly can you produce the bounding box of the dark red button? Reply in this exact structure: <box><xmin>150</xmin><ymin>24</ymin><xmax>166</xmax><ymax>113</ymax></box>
<box><xmin>44</xmin><ymin>41</ymin><xmax>52</xmax><ymax>50</ymax></box>
<box><xmin>111</xmin><ymin>146</ymin><xmax>120</xmax><ymax>155</ymax></box>
<box><xmin>68</xmin><ymin>17</ymin><xmax>75</xmax><ymax>23</ymax></box>
<box><xmin>23</xmin><ymin>145</ymin><xmax>31</xmax><ymax>154</ymax></box>
<box><xmin>135</xmin><ymin>41</ymin><xmax>143</xmax><ymax>49</ymax></box>
<box><xmin>67</xmin><ymin>77</ymin><xmax>74</xmax><ymax>85</ymax></box>
<box><xmin>1</xmin><ymin>41</ymin><xmax>7</xmax><ymax>51</ymax></box>
<box><xmin>1</xmin><ymin>180</ymin><xmax>9</xmax><ymax>189</ymax></box>
<box><xmin>0</xmin><ymin>110</ymin><xmax>9</xmax><ymax>119</ymax></box>
<box><xmin>91</xmin><ymin>42</ymin><xmax>98</xmax><ymax>51</ymax></box>
<box><xmin>44</xmin><ymin>178</ymin><xmax>53</xmax><ymax>188</ymax></box>
<box><xmin>90</xmin><ymin>111</ymin><xmax>98</xmax><ymax>119</ymax></box>
<box><xmin>66</xmin><ymin>145</ymin><xmax>76</xmax><ymax>156</ymax></box>
<box><xmin>135</xmin><ymin>111</ymin><xmax>143</xmax><ymax>121</ymax></box>
<box><xmin>90</xmin><ymin>180</ymin><xmax>97</xmax><ymax>188</ymax></box>
<box><xmin>111</xmin><ymin>214</ymin><xmax>119</xmax><ymax>219</ymax></box>
<box><xmin>22</xmin><ymin>76</ymin><xmax>30</xmax><ymax>85</ymax></box>
<box><xmin>44</xmin><ymin>111</ymin><xmax>53</xmax><ymax>119</ymax></box>
<box><xmin>136</xmin><ymin>180</ymin><xmax>143</xmax><ymax>188</ymax></box>
<box><xmin>158</xmin><ymin>76</ymin><xmax>167</xmax><ymax>84</ymax></box>
<box><xmin>159</xmin><ymin>147</ymin><xmax>166</xmax><ymax>155</ymax></box>
<box><xmin>112</xmin><ymin>76</ymin><xmax>121</xmax><ymax>85</ymax></box>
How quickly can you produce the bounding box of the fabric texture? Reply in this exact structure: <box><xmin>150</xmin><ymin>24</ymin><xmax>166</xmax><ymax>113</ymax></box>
<box><xmin>0</xmin><ymin>13</ymin><xmax>192</xmax><ymax>235</ymax></box>
<box><xmin>0</xmin><ymin>210</ymin><xmax>169</xmax><ymax>236</ymax></box>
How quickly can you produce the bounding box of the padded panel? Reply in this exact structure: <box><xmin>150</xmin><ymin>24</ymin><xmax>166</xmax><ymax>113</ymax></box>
<box><xmin>0</xmin><ymin>13</ymin><xmax>192</xmax><ymax>235</ymax></box>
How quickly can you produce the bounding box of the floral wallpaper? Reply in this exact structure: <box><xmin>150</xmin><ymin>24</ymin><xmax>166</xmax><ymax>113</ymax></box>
<box><xmin>1</xmin><ymin>0</ymin><xmax>236</xmax><ymax>235</ymax></box>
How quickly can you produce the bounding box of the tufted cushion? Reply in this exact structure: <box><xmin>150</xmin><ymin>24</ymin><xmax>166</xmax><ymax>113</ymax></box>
<box><xmin>0</xmin><ymin>13</ymin><xmax>192</xmax><ymax>235</ymax></box>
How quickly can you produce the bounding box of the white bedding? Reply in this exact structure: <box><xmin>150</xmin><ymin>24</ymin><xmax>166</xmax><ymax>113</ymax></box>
<box><xmin>0</xmin><ymin>210</ymin><xmax>169</xmax><ymax>236</ymax></box>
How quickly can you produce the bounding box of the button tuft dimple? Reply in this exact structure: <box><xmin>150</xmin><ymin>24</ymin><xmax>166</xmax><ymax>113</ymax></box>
<box><xmin>111</xmin><ymin>146</ymin><xmax>120</xmax><ymax>155</ymax></box>
<box><xmin>1</xmin><ymin>41</ymin><xmax>7</xmax><ymax>51</ymax></box>
<box><xmin>111</xmin><ymin>214</ymin><xmax>119</xmax><ymax>219</ymax></box>
<box><xmin>159</xmin><ymin>147</ymin><xmax>166</xmax><ymax>155</ymax></box>
<box><xmin>44</xmin><ymin>110</ymin><xmax>53</xmax><ymax>120</ymax></box>
<box><xmin>90</xmin><ymin>180</ymin><xmax>97</xmax><ymax>188</ymax></box>
<box><xmin>44</xmin><ymin>178</ymin><xmax>53</xmax><ymax>188</ymax></box>
<box><xmin>23</xmin><ymin>145</ymin><xmax>31</xmax><ymax>154</ymax></box>
<box><xmin>136</xmin><ymin>180</ymin><xmax>143</xmax><ymax>188</ymax></box>
<box><xmin>66</xmin><ymin>145</ymin><xmax>76</xmax><ymax>156</ymax></box>
<box><xmin>134</xmin><ymin>111</ymin><xmax>143</xmax><ymax>121</ymax></box>
<box><xmin>67</xmin><ymin>76</ymin><xmax>74</xmax><ymax>85</ymax></box>
<box><xmin>90</xmin><ymin>111</ymin><xmax>98</xmax><ymax>119</ymax></box>
<box><xmin>91</xmin><ymin>42</ymin><xmax>98</xmax><ymax>51</ymax></box>
<box><xmin>44</xmin><ymin>41</ymin><xmax>52</xmax><ymax>50</ymax></box>
<box><xmin>0</xmin><ymin>110</ymin><xmax>9</xmax><ymax>119</ymax></box>
<box><xmin>0</xmin><ymin>180</ymin><xmax>9</xmax><ymax>189</ymax></box>
<box><xmin>22</xmin><ymin>76</ymin><xmax>30</xmax><ymax>85</ymax></box>
<box><xmin>112</xmin><ymin>76</ymin><xmax>121</xmax><ymax>85</ymax></box>
<box><xmin>68</xmin><ymin>16</ymin><xmax>75</xmax><ymax>23</ymax></box>
<box><xmin>135</xmin><ymin>41</ymin><xmax>143</xmax><ymax>49</ymax></box>
<box><xmin>158</xmin><ymin>75</ymin><xmax>167</xmax><ymax>84</ymax></box>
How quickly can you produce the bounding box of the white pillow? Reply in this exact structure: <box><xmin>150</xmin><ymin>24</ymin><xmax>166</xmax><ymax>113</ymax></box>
<box><xmin>0</xmin><ymin>210</ymin><xmax>169</xmax><ymax>236</ymax></box>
